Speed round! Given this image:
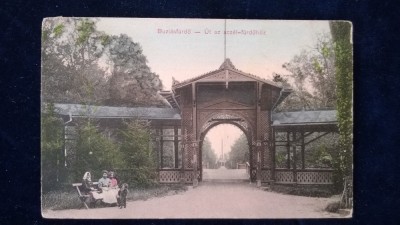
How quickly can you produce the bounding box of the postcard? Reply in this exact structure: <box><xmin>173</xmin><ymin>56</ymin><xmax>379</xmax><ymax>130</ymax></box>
<box><xmin>41</xmin><ymin>18</ymin><xmax>353</xmax><ymax>218</ymax></box>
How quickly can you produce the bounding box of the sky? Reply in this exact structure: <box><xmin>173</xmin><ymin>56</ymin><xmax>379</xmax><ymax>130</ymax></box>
<box><xmin>96</xmin><ymin>18</ymin><xmax>330</xmax><ymax>157</ymax></box>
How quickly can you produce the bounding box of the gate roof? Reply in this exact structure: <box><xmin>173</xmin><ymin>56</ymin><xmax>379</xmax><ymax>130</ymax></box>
<box><xmin>162</xmin><ymin>59</ymin><xmax>290</xmax><ymax>109</ymax></box>
<box><xmin>172</xmin><ymin>58</ymin><xmax>283</xmax><ymax>90</ymax></box>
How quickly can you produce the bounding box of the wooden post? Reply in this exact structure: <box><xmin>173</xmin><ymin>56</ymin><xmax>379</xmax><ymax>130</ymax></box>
<box><xmin>293</xmin><ymin>132</ymin><xmax>297</xmax><ymax>183</ymax></box>
<box><xmin>286</xmin><ymin>132</ymin><xmax>291</xmax><ymax>169</ymax></box>
<box><xmin>192</xmin><ymin>83</ymin><xmax>198</xmax><ymax>187</ymax></box>
<box><xmin>160</xmin><ymin>127</ymin><xmax>164</xmax><ymax>169</ymax></box>
<box><xmin>155</xmin><ymin>128</ymin><xmax>161</xmax><ymax>169</ymax></box>
<box><xmin>256</xmin><ymin>82</ymin><xmax>262</xmax><ymax>187</ymax></box>
<box><xmin>180</xmin><ymin>129</ymin><xmax>186</xmax><ymax>184</ymax></box>
<box><xmin>271</xmin><ymin>129</ymin><xmax>276</xmax><ymax>182</ymax></box>
<box><xmin>301</xmin><ymin>131</ymin><xmax>305</xmax><ymax>170</ymax></box>
<box><xmin>174</xmin><ymin>126</ymin><xmax>179</xmax><ymax>169</ymax></box>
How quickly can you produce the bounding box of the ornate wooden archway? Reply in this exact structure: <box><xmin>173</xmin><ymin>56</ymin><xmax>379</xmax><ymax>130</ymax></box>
<box><xmin>198</xmin><ymin>112</ymin><xmax>253</xmax><ymax>181</ymax></box>
<box><xmin>169</xmin><ymin>59</ymin><xmax>289</xmax><ymax>186</ymax></box>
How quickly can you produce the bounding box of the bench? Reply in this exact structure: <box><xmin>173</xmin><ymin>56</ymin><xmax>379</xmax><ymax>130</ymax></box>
<box><xmin>72</xmin><ymin>182</ymin><xmax>102</xmax><ymax>209</ymax></box>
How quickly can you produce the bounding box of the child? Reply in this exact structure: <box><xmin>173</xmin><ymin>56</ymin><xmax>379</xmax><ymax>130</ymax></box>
<box><xmin>117</xmin><ymin>183</ymin><xmax>129</xmax><ymax>209</ymax></box>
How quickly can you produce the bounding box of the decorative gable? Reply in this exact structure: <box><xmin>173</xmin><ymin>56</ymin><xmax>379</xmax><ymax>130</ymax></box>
<box><xmin>200</xmin><ymin>100</ymin><xmax>254</xmax><ymax>109</ymax></box>
<box><xmin>172</xmin><ymin>58</ymin><xmax>282</xmax><ymax>90</ymax></box>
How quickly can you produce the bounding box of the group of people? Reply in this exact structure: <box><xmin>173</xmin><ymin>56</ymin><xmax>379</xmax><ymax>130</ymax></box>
<box><xmin>81</xmin><ymin>170</ymin><xmax>128</xmax><ymax>208</ymax></box>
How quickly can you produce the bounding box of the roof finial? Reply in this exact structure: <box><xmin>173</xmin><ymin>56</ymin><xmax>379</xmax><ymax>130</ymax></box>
<box><xmin>172</xmin><ymin>76</ymin><xmax>180</xmax><ymax>86</ymax></box>
<box><xmin>219</xmin><ymin>58</ymin><xmax>236</xmax><ymax>70</ymax></box>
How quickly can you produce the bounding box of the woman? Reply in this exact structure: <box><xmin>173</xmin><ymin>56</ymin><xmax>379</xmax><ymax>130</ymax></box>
<box><xmin>98</xmin><ymin>170</ymin><xmax>119</xmax><ymax>205</ymax></box>
<box><xmin>109</xmin><ymin>171</ymin><xmax>118</xmax><ymax>188</ymax></box>
<box><xmin>98</xmin><ymin>170</ymin><xmax>110</xmax><ymax>189</ymax></box>
<box><xmin>81</xmin><ymin>172</ymin><xmax>102</xmax><ymax>207</ymax></box>
<box><xmin>81</xmin><ymin>172</ymin><xmax>95</xmax><ymax>194</ymax></box>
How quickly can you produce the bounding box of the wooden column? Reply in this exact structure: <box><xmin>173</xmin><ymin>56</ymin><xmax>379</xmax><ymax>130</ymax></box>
<box><xmin>160</xmin><ymin>127</ymin><xmax>164</xmax><ymax>169</ymax></box>
<box><xmin>301</xmin><ymin>131</ymin><xmax>305</xmax><ymax>170</ymax></box>
<box><xmin>199</xmin><ymin>140</ymin><xmax>203</xmax><ymax>180</ymax></box>
<box><xmin>156</xmin><ymin>128</ymin><xmax>161</xmax><ymax>169</ymax></box>
<box><xmin>174</xmin><ymin>126</ymin><xmax>179</xmax><ymax>169</ymax></box>
<box><xmin>192</xmin><ymin>83</ymin><xmax>198</xmax><ymax>186</ymax></box>
<box><xmin>271</xmin><ymin>129</ymin><xmax>276</xmax><ymax>181</ymax></box>
<box><xmin>180</xmin><ymin>129</ymin><xmax>186</xmax><ymax>184</ymax></box>
<box><xmin>292</xmin><ymin>132</ymin><xmax>297</xmax><ymax>183</ymax></box>
<box><xmin>256</xmin><ymin>82</ymin><xmax>263</xmax><ymax>186</ymax></box>
<box><xmin>286</xmin><ymin>132</ymin><xmax>291</xmax><ymax>169</ymax></box>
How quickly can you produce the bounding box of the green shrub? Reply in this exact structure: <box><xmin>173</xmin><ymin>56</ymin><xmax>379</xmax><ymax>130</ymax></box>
<box><xmin>41</xmin><ymin>103</ymin><xmax>64</xmax><ymax>192</ymax></box>
<box><xmin>70</xmin><ymin>120</ymin><xmax>123</xmax><ymax>181</ymax></box>
<box><xmin>118</xmin><ymin>120</ymin><xmax>157</xmax><ymax>187</ymax></box>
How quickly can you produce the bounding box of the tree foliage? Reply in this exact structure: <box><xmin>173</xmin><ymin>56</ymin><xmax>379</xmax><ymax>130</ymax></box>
<box><xmin>118</xmin><ymin>120</ymin><xmax>156</xmax><ymax>187</ymax></box>
<box><xmin>305</xmin><ymin>133</ymin><xmax>339</xmax><ymax>168</ymax></box>
<box><xmin>41</xmin><ymin>18</ymin><xmax>166</xmax><ymax>191</ymax></box>
<box><xmin>72</xmin><ymin>120</ymin><xmax>122</xmax><ymax>180</ymax></box>
<box><xmin>41</xmin><ymin>108</ymin><xmax>158</xmax><ymax>190</ymax></box>
<box><xmin>202</xmin><ymin>138</ymin><xmax>217</xmax><ymax>169</ymax></box>
<box><xmin>274</xmin><ymin>33</ymin><xmax>336</xmax><ymax>111</ymax></box>
<box><xmin>330</xmin><ymin>21</ymin><xmax>353</xmax><ymax>185</ymax></box>
<box><xmin>227</xmin><ymin>134</ymin><xmax>249</xmax><ymax>167</ymax></box>
<box><xmin>41</xmin><ymin>103</ymin><xmax>64</xmax><ymax>191</ymax></box>
<box><xmin>42</xmin><ymin>18</ymin><xmax>111</xmax><ymax>104</ymax></box>
<box><xmin>274</xmin><ymin>132</ymin><xmax>339</xmax><ymax>169</ymax></box>
<box><xmin>58</xmin><ymin>118</ymin><xmax>158</xmax><ymax>188</ymax></box>
<box><xmin>41</xmin><ymin>17</ymin><xmax>165</xmax><ymax>107</ymax></box>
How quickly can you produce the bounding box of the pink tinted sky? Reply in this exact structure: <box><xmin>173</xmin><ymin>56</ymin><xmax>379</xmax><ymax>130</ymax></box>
<box><xmin>97</xmin><ymin>18</ymin><xmax>330</xmax><ymax>157</ymax></box>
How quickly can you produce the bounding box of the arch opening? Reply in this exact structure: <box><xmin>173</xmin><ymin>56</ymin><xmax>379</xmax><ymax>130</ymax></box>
<box><xmin>199</xmin><ymin>123</ymin><xmax>251</xmax><ymax>182</ymax></box>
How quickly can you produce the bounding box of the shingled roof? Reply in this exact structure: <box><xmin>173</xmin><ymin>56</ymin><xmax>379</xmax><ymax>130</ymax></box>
<box><xmin>158</xmin><ymin>90</ymin><xmax>180</xmax><ymax>109</ymax></box>
<box><xmin>272</xmin><ymin>110</ymin><xmax>337</xmax><ymax>126</ymax></box>
<box><xmin>172</xmin><ymin>58</ymin><xmax>282</xmax><ymax>89</ymax></box>
<box><xmin>53</xmin><ymin>103</ymin><xmax>181</xmax><ymax>120</ymax></box>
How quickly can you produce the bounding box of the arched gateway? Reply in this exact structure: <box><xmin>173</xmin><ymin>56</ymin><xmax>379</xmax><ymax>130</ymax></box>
<box><xmin>56</xmin><ymin>59</ymin><xmax>337</xmax><ymax>187</ymax></box>
<box><xmin>161</xmin><ymin>59</ymin><xmax>291</xmax><ymax>186</ymax></box>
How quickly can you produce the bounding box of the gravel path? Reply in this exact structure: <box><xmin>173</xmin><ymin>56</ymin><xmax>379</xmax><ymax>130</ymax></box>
<box><xmin>203</xmin><ymin>167</ymin><xmax>249</xmax><ymax>180</ymax></box>
<box><xmin>43</xmin><ymin>182</ymin><xmax>341</xmax><ymax>219</ymax></box>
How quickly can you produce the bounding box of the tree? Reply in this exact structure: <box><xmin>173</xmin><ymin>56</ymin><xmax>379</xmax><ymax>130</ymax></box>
<box><xmin>118</xmin><ymin>120</ymin><xmax>157</xmax><ymax>187</ymax></box>
<box><xmin>42</xmin><ymin>18</ymin><xmax>110</xmax><ymax>105</ymax></box>
<box><xmin>41</xmin><ymin>17</ymin><xmax>165</xmax><ymax>107</ymax></box>
<box><xmin>106</xmin><ymin>34</ymin><xmax>165</xmax><ymax>107</ymax></box>
<box><xmin>41</xmin><ymin>103</ymin><xmax>64</xmax><ymax>191</ymax></box>
<box><xmin>274</xmin><ymin>33</ymin><xmax>337</xmax><ymax>111</ymax></box>
<box><xmin>72</xmin><ymin>119</ymin><xmax>122</xmax><ymax>181</ymax></box>
<box><xmin>227</xmin><ymin>134</ymin><xmax>249</xmax><ymax>167</ymax></box>
<box><xmin>330</xmin><ymin>21</ymin><xmax>353</xmax><ymax>187</ymax></box>
<box><xmin>305</xmin><ymin>133</ymin><xmax>339</xmax><ymax>168</ymax></box>
<box><xmin>202</xmin><ymin>138</ymin><xmax>217</xmax><ymax>169</ymax></box>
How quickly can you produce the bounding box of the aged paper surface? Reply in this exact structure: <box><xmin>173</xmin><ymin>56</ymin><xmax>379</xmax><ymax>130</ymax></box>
<box><xmin>41</xmin><ymin>18</ymin><xmax>352</xmax><ymax>218</ymax></box>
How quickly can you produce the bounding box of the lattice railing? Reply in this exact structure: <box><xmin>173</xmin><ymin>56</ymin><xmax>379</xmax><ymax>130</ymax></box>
<box><xmin>297</xmin><ymin>170</ymin><xmax>333</xmax><ymax>184</ymax></box>
<box><xmin>260</xmin><ymin>169</ymin><xmax>271</xmax><ymax>181</ymax></box>
<box><xmin>158</xmin><ymin>169</ymin><xmax>200</xmax><ymax>184</ymax></box>
<box><xmin>159</xmin><ymin>170</ymin><xmax>181</xmax><ymax>183</ymax></box>
<box><xmin>275</xmin><ymin>169</ymin><xmax>334</xmax><ymax>184</ymax></box>
<box><xmin>184</xmin><ymin>171</ymin><xmax>194</xmax><ymax>183</ymax></box>
<box><xmin>275</xmin><ymin>170</ymin><xmax>294</xmax><ymax>183</ymax></box>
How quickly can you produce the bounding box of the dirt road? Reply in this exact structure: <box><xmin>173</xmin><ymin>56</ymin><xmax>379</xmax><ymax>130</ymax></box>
<box><xmin>43</xmin><ymin>182</ymin><xmax>342</xmax><ymax>219</ymax></box>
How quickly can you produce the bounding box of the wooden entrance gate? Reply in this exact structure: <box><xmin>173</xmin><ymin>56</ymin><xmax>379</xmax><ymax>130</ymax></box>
<box><xmin>161</xmin><ymin>59</ymin><xmax>290</xmax><ymax>185</ymax></box>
